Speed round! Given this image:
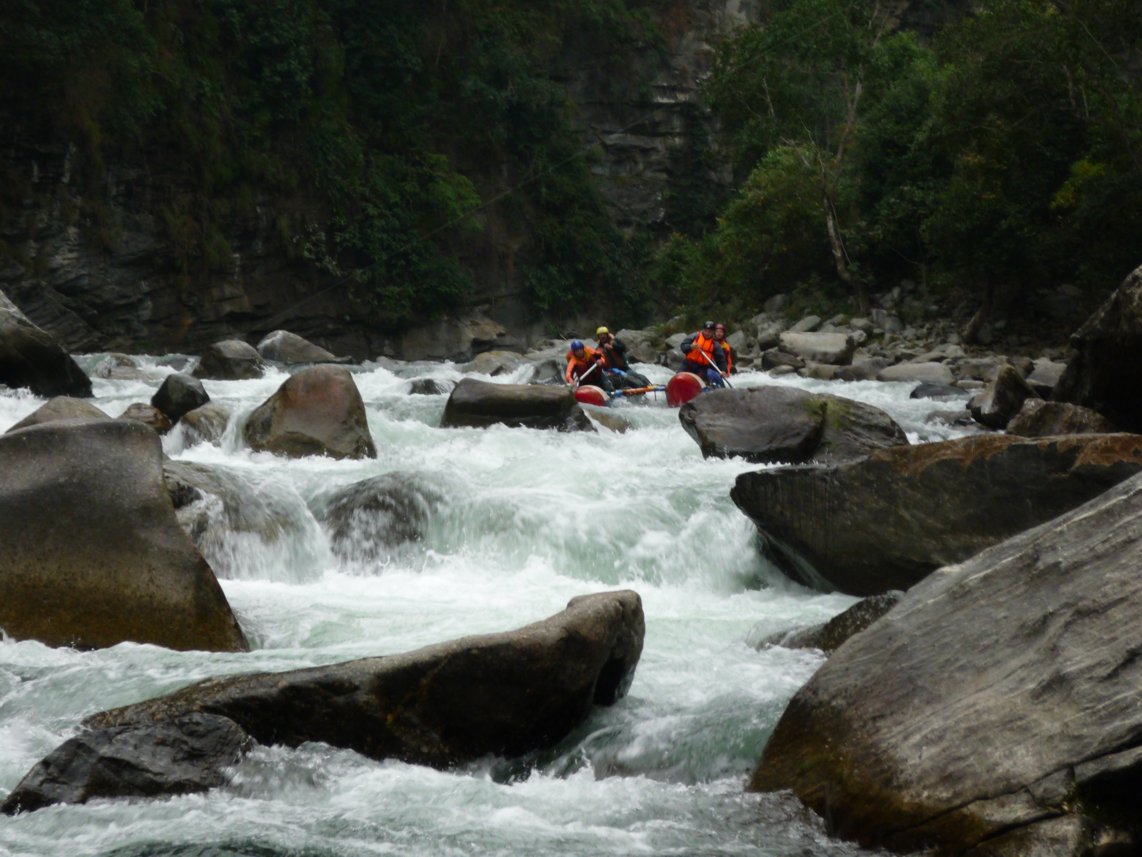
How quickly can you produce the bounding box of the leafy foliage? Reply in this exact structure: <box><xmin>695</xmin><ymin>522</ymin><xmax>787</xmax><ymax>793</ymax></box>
<box><xmin>661</xmin><ymin>0</ymin><xmax>1142</xmax><ymax>328</ymax></box>
<box><xmin>0</xmin><ymin>0</ymin><xmax>662</xmax><ymax>327</ymax></box>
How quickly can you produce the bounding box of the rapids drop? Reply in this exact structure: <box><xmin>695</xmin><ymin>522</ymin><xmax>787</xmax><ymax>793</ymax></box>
<box><xmin>0</xmin><ymin>356</ymin><xmax>969</xmax><ymax>856</ymax></box>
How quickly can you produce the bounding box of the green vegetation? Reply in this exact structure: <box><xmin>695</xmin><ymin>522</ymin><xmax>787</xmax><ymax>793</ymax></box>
<box><xmin>2</xmin><ymin>0</ymin><xmax>1139</xmax><ymax>337</ymax></box>
<box><xmin>662</xmin><ymin>0</ymin><xmax>1142</xmax><ymax>336</ymax></box>
<box><xmin>0</xmin><ymin>0</ymin><xmax>661</xmax><ymax>327</ymax></box>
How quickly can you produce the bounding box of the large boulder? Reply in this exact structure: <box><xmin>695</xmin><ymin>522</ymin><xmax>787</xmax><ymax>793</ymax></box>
<box><xmin>1053</xmin><ymin>263</ymin><xmax>1142</xmax><ymax>431</ymax></box>
<box><xmin>193</xmin><ymin>339</ymin><xmax>265</xmax><ymax>380</ymax></box>
<box><xmin>777</xmin><ymin>331</ymin><xmax>855</xmax><ymax>365</ymax></box>
<box><xmin>0</xmin><ymin>290</ymin><xmax>92</xmax><ymax>397</ymax></box>
<box><xmin>731</xmin><ymin>433</ymin><xmax>1142</xmax><ymax>595</ymax></box>
<box><xmin>876</xmin><ymin>361</ymin><xmax>955</xmax><ymax>385</ymax></box>
<box><xmin>678</xmin><ymin>386</ymin><xmax>908</xmax><ymax>464</ymax></box>
<box><xmin>5</xmin><ymin>396</ymin><xmax>108</xmax><ymax>432</ymax></box>
<box><xmin>2</xmin><ymin>713</ymin><xmax>252</xmax><ymax>815</ymax></box>
<box><xmin>463</xmin><ymin>350</ymin><xmax>526</xmax><ymax>377</ymax></box>
<box><xmin>750</xmin><ymin>472</ymin><xmax>1142</xmax><ymax>856</ymax></box>
<box><xmin>256</xmin><ymin>329</ymin><xmax>345</xmax><ymax>364</ymax></box>
<box><xmin>151</xmin><ymin>372</ymin><xmax>210</xmax><ymax>423</ymax></box>
<box><xmin>0</xmin><ymin>419</ymin><xmax>249</xmax><ymax>651</ymax></box>
<box><xmin>440</xmin><ymin>378</ymin><xmax>594</xmax><ymax>431</ymax></box>
<box><xmin>80</xmin><ymin>591</ymin><xmax>643</xmax><ymax>770</ymax></box>
<box><xmin>316</xmin><ymin>474</ymin><xmax>443</xmax><ymax>564</ymax></box>
<box><xmin>118</xmin><ymin>402</ymin><xmax>172</xmax><ymax>434</ymax></box>
<box><xmin>968</xmin><ymin>362</ymin><xmax>1039</xmax><ymax>429</ymax></box>
<box><xmin>178</xmin><ymin>402</ymin><xmax>231</xmax><ymax>446</ymax></box>
<box><xmin>242</xmin><ymin>364</ymin><xmax>377</xmax><ymax>459</ymax></box>
<box><xmin>1006</xmin><ymin>398</ymin><xmax>1119</xmax><ymax>437</ymax></box>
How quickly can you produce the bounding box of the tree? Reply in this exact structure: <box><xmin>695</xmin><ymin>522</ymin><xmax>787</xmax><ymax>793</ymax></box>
<box><xmin>704</xmin><ymin>0</ymin><xmax>897</xmax><ymax>312</ymax></box>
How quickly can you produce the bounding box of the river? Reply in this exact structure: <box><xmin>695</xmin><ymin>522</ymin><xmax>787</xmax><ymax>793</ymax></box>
<box><xmin>0</xmin><ymin>354</ymin><xmax>971</xmax><ymax>857</ymax></box>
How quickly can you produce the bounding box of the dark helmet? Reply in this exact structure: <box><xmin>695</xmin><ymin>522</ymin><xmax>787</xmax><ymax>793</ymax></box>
<box><xmin>570</xmin><ymin>339</ymin><xmax>584</xmax><ymax>352</ymax></box>
<box><xmin>703</xmin><ymin>320</ymin><xmax>716</xmax><ymax>330</ymax></box>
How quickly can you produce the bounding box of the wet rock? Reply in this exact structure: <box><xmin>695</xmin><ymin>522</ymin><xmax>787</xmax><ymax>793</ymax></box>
<box><xmin>0</xmin><ymin>420</ymin><xmax>248</xmax><ymax>651</ymax></box>
<box><xmin>193</xmin><ymin>340</ymin><xmax>265</xmax><ymax>381</ymax></box>
<box><xmin>876</xmin><ymin>361</ymin><xmax>955</xmax><ymax>385</ymax></box>
<box><xmin>317</xmin><ymin>474</ymin><xmax>442</xmax><ymax>564</ymax></box>
<box><xmin>1006</xmin><ymin>399</ymin><xmax>1119</xmax><ymax>437</ymax></box>
<box><xmin>610</xmin><ymin>328</ymin><xmax>662</xmax><ymax>365</ymax></box>
<box><xmin>119</xmin><ymin>403</ymin><xmax>172</xmax><ymax>434</ymax></box>
<box><xmin>163</xmin><ymin>460</ymin><xmax>312</xmax><ymax>576</ymax></box>
<box><xmin>750</xmin><ymin>472</ymin><xmax>1142</xmax><ymax>856</ymax></box>
<box><xmin>968</xmin><ymin>362</ymin><xmax>1039</xmax><ymax>429</ymax></box>
<box><xmin>1025</xmin><ymin>357</ymin><xmax>1066</xmax><ymax>397</ymax></box>
<box><xmin>1</xmin><ymin>713</ymin><xmax>252</xmax><ymax>814</ymax></box>
<box><xmin>799</xmin><ymin>361</ymin><xmax>839</xmax><ymax>380</ymax></box>
<box><xmin>409</xmin><ymin>378</ymin><xmax>453</xmax><ymax>395</ymax></box>
<box><xmin>91</xmin><ymin>353</ymin><xmax>148</xmax><ymax>381</ymax></box>
<box><xmin>440</xmin><ymin>378</ymin><xmax>594</xmax><ymax>432</ymax></box>
<box><xmin>761</xmin><ymin>592</ymin><xmax>903</xmax><ymax>654</ymax></box>
<box><xmin>256</xmin><ymin>329</ymin><xmax>345</xmax><ymax>364</ymax></box>
<box><xmin>834</xmin><ymin>357</ymin><xmax>887</xmax><ymax>382</ymax></box>
<box><xmin>678</xmin><ymin>386</ymin><xmax>908</xmax><ymax>464</ymax></box>
<box><xmin>243</xmin><ymin>364</ymin><xmax>376</xmax><ymax>459</ymax></box>
<box><xmin>83</xmin><ymin>591</ymin><xmax>644</xmax><ymax>771</ymax></box>
<box><xmin>909</xmin><ymin>382</ymin><xmax>964</xmax><ymax>400</ymax></box>
<box><xmin>731</xmin><ymin>433</ymin><xmax>1142</xmax><ymax>595</ymax></box>
<box><xmin>5</xmin><ymin>396</ymin><xmax>108</xmax><ymax>432</ymax></box>
<box><xmin>463</xmin><ymin>350</ymin><xmax>525</xmax><ymax>377</ymax></box>
<box><xmin>778</xmin><ymin>331</ymin><xmax>855</xmax><ymax>365</ymax></box>
<box><xmin>0</xmin><ymin>289</ymin><xmax>93</xmax><ymax>397</ymax></box>
<box><xmin>1053</xmin><ymin>263</ymin><xmax>1142</xmax><ymax>431</ymax></box>
<box><xmin>151</xmin><ymin>372</ymin><xmax>210</xmax><ymax>423</ymax></box>
<box><xmin>761</xmin><ymin>349</ymin><xmax>805</xmax><ymax>372</ymax></box>
<box><xmin>178</xmin><ymin>402</ymin><xmax>231</xmax><ymax>446</ymax></box>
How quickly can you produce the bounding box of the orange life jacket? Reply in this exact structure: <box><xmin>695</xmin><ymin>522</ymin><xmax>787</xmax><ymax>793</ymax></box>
<box><xmin>687</xmin><ymin>332</ymin><xmax>718</xmax><ymax>365</ymax></box>
<box><xmin>565</xmin><ymin>346</ymin><xmax>600</xmax><ymax>383</ymax></box>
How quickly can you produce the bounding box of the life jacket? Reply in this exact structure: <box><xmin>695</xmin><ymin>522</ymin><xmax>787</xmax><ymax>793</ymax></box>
<box><xmin>717</xmin><ymin>338</ymin><xmax>733</xmax><ymax>374</ymax></box>
<box><xmin>598</xmin><ymin>339</ymin><xmax>629</xmax><ymax>371</ymax></box>
<box><xmin>565</xmin><ymin>346</ymin><xmax>600</xmax><ymax>382</ymax></box>
<box><xmin>686</xmin><ymin>332</ymin><xmax>718</xmax><ymax>365</ymax></box>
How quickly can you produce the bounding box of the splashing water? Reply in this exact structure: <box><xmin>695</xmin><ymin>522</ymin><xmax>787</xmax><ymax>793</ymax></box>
<box><xmin>1</xmin><ymin>356</ymin><xmax>969</xmax><ymax>856</ymax></box>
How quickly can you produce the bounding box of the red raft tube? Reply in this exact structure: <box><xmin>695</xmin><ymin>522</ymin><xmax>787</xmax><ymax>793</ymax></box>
<box><xmin>664</xmin><ymin>371</ymin><xmax>705</xmax><ymax>407</ymax></box>
<box><xmin>574</xmin><ymin>375</ymin><xmax>702</xmax><ymax>408</ymax></box>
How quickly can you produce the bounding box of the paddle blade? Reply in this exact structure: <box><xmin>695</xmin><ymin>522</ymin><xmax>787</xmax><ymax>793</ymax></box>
<box><xmin>666</xmin><ymin>372</ymin><xmax>704</xmax><ymax>407</ymax></box>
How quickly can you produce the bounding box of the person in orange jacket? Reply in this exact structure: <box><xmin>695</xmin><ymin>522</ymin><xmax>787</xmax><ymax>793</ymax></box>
<box><xmin>565</xmin><ymin>339</ymin><xmax>613</xmax><ymax>393</ymax></box>
<box><xmin>712</xmin><ymin>322</ymin><xmax>735</xmax><ymax>374</ymax></box>
<box><xmin>680</xmin><ymin>321</ymin><xmax>727</xmax><ymax>387</ymax></box>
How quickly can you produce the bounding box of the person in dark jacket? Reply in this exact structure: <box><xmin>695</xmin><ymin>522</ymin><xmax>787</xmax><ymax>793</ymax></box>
<box><xmin>595</xmin><ymin>326</ymin><xmax>650</xmax><ymax>389</ymax></box>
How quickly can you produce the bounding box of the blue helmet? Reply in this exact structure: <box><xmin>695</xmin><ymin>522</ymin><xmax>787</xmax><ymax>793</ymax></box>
<box><xmin>570</xmin><ymin>339</ymin><xmax>584</xmax><ymax>352</ymax></box>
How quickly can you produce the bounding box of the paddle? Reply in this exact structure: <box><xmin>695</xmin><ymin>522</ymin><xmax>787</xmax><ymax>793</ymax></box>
<box><xmin>698</xmin><ymin>347</ymin><xmax>734</xmax><ymax>389</ymax></box>
<box><xmin>569</xmin><ymin>356</ymin><xmax>601</xmax><ymax>389</ymax></box>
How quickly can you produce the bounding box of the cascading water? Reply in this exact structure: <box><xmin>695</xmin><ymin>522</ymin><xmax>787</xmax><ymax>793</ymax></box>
<box><xmin>0</xmin><ymin>355</ymin><xmax>971</xmax><ymax>856</ymax></box>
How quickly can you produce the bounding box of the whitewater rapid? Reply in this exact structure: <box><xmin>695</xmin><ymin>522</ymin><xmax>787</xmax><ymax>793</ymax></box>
<box><xmin>0</xmin><ymin>356</ymin><xmax>969</xmax><ymax>856</ymax></box>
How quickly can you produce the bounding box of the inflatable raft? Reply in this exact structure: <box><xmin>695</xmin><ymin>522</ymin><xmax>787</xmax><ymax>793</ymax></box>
<box><xmin>573</xmin><ymin>371</ymin><xmax>707</xmax><ymax>408</ymax></box>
